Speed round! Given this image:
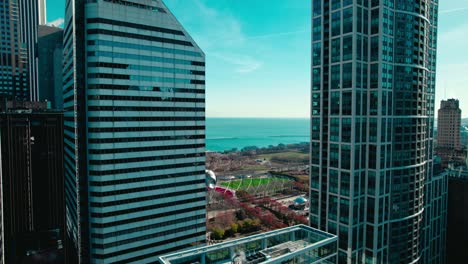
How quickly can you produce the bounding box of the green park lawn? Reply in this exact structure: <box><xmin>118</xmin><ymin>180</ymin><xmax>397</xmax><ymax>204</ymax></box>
<box><xmin>220</xmin><ymin>177</ymin><xmax>289</xmax><ymax>190</ymax></box>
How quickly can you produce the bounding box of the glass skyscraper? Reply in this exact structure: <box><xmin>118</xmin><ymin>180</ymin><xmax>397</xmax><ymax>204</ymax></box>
<box><xmin>310</xmin><ymin>0</ymin><xmax>440</xmax><ymax>263</ymax></box>
<box><xmin>0</xmin><ymin>0</ymin><xmax>39</xmax><ymax>102</ymax></box>
<box><xmin>422</xmin><ymin>165</ymin><xmax>447</xmax><ymax>264</ymax></box>
<box><xmin>63</xmin><ymin>0</ymin><xmax>206</xmax><ymax>262</ymax></box>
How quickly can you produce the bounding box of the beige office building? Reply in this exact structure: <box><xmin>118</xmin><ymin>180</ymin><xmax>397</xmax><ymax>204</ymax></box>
<box><xmin>38</xmin><ymin>0</ymin><xmax>46</xmax><ymax>25</ymax></box>
<box><xmin>438</xmin><ymin>99</ymin><xmax>462</xmax><ymax>150</ymax></box>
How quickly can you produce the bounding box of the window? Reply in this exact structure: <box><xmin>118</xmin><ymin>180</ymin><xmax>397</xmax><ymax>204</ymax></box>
<box><xmin>331</xmin><ymin>92</ymin><xmax>341</xmax><ymax>115</ymax></box>
<box><xmin>331</xmin><ymin>65</ymin><xmax>341</xmax><ymax>89</ymax></box>
<box><xmin>313</xmin><ymin>0</ymin><xmax>322</xmax><ymax>16</ymax></box>
<box><xmin>341</xmin><ymin>145</ymin><xmax>351</xmax><ymax>170</ymax></box>
<box><xmin>342</xmin><ymin>63</ymin><xmax>353</xmax><ymax>88</ymax></box>
<box><xmin>332</xmin><ymin>11</ymin><xmax>341</xmax><ymax>36</ymax></box>
<box><xmin>312</xmin><ymin>117</ymin><xmax>321</xmax><ymax>140</ymax></box>
<box><xmin>313</xmin><ymin>43</ymin><xmax>322</xmax><ymax>65</ymax></box>
<box><xmin>332</xmin><ymin>0</ymin><xmax>341</xmax><ymax>10</ymax></box>
<box><xmin>342</xmin><ymin>92</ymin><xmax>352</xmax><ymax>116</ymax></box>
<box><xmin>313</xmin><ymin>68</ymin><xmax>321</xmax><ymax>90</ymax></box>
<box><xmin>371</xmin><ymin>36</ymin><xmax>379</xmax><ymax>61</ymax></box>
<box><xmin>331</xmin><ymin>38</ymin><xmax>341</xmax><ymax>63</ymax></box>
<box><xmin>343</xmin><ymin>35</ymin><xmax>353</xmax><ymax>61</ymax></box>
<box><xmin>371</xmin><ymin>8</ymin><xmax>379</xmax><ymax>34</ymax></box>
<box><xmin>330</xmin><ymin>144</ymin><xmax>340</xmax><ymax>168</ymax></box>
<box><xmin>343</xmin><ymin>8</ymin><xmax>353</xmax><ymax>33</ymax></box>
<box><xmin>331</xmin><ymin>118</ymin><xmax>340</xmax><ymax>141</ymax></box>
<box><xmin>313</xmin><ymin>17</ymin><xmax>322</xmax><ymax>41</ymax></box>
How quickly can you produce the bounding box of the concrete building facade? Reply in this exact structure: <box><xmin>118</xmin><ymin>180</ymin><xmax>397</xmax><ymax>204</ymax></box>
<box><xmin>38</xmin><ymin>0</ymin><xmax>47</xmax><ymax>25</ymax></box>
<box><xmin>437</xmin><ymin>99</ymin><xmax>462</xmax><ymax>150</ymax></box>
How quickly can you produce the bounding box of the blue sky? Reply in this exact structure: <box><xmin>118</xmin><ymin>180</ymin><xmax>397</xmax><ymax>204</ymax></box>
<box><xmin>46</xmin><ymin>0</ymin><xmax>468</xmax><ymax>118</ymax></box>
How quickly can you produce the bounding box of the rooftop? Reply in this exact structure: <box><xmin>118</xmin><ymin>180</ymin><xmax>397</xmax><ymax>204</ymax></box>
<box><xmin>159</xmin><ymin>225</ymin><xmax>337</xmax><ymax>264</ymax></box>
<box><xmin>448</xmin><ymin>166</ymin><xmax>468</xmax><ymax>179</ymax></box>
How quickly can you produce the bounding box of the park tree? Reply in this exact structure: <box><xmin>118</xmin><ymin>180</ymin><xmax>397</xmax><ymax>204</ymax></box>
<box><xmin>211</xmin><ymin>228</ymin><xmax>225</xmax><ymax>240</ymax></box>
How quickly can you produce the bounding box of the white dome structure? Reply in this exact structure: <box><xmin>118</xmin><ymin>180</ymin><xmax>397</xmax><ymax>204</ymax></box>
<box><xmin>206</xmin><ymin>170</ymin><xmax>217</xmax><ymax>189</ymax></box>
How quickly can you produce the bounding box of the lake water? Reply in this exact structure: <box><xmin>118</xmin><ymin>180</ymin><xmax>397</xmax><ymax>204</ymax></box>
<box><xmin>206</xmin><ymin>118</ymin><xmax>310</xmax><ymax>152</ymax></box>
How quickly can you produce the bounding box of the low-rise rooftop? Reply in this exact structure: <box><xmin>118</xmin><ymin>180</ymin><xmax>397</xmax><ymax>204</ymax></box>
<box><xmin>448</xmin><ymin>166</ymin><xmax>468</xmax><ymax>179</ymax></box>
<box><xmin>159</xmin><ymin>225</ymin><xmax>337</xmax><ymax>264</ymax></box>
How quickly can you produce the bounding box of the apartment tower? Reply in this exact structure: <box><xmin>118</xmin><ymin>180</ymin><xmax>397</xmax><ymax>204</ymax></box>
<box><xmin>310</xmin><ymin>0</ymin><xmax>440</xmax><ymax>263</ymax></box>
<box><xmin>63</xmin><ymin>0</ymin><xmax>206</xmax><ymax>263</ymax></box>
<box><xmin>0</xmin><ymin>0</ymin><xmax>39</xmax><ymax>102</ymax></box>
<box><xmin>437</xmin><ymin>99</ymin><xmax>461</xmax><ymax>150</ymax></box>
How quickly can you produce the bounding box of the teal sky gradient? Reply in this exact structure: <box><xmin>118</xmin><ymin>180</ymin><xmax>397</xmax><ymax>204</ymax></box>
<box><xmin>46</xmin><ymin>0</ymin><xmax>468</xmax><ymax>118</ymax></box>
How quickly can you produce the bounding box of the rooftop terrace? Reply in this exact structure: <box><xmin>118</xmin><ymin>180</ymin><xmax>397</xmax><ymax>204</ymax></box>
<box><xmin>159</xmin><ymin>225</ymin><xmax>337</xmax><ymax>264</ymax></box>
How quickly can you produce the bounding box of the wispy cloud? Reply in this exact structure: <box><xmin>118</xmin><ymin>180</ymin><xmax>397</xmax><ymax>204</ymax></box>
<box><xmin>246</xmin><ymin>29</ymin><xmax>309</xmax><ymax>40</ymax></box>
<box><xmin>46</xmin><ymin>18</ymin><xmax>64</xmax><ymax>27</ymax></box>
<box><xmin>440</xmin><ymin>7</ymin><xmax>468</xmax><ymax>14</ymax></box>
<box><xmin>167</xmin><ymin>0</ymin><xmax>263</xmax><ymax>73</ymax></box>
<box><xmin>212</xmin><ymin>53</ymin><xmax>262</xmax><ymax>73</ymax></box>
<box><xmin>166</xmin><ymin>0</ymin><xmax>307</xmax><ymax>75</ymax></box>
<box><xmin>181</xmin><ymin>0</ymin><xmax>246</xmax><ymax>48</ymax></box>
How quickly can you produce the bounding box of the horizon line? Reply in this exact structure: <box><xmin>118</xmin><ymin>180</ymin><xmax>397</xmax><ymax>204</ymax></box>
<box><xmin>206</xmin><ymin>116</ymin><xmax>309</xmax><ymax>119</ymax></box>
<box><xmin>207</xmin><ymin>116</ymin><xmax>468</xmax><ymax>119</ymax></box>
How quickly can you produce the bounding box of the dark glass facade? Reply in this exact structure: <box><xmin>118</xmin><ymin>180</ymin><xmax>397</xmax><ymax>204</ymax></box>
<box><xmin>0</xmin><ymin>102</ymin><xmax>64</xmax><ymax>263</ymax></box>
<box><xmin>38</xmin><ymin>25</ymin><xmax>64</xmax><ymax>109</ymax></box>
<box><xmin>310</xmin><ymin>0</ymin><xmax>440</xmax><ymax>263</ymax></box>
<box><xmin>446</xmin><ymin>167</ymin><xmax>468</xmax><ymax>264</ymax></box>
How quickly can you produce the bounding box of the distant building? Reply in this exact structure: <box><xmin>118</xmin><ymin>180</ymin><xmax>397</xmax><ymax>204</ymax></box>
<box><xmin>0</xmin><ymin>101</ymin><xmax>64</xmax><ymax>263</ymax></box>
<box><xmin>38</xmin><ymin>25</ymin><xmax>63</xmax><ymax>109</ymax></box>
<box><xmin>0</xmin><ymin>0</ymin><xmax>39</xmax><ymax>101</ymax></box>
<box><xmin>63</xmin><ymin>0</ymin><xmax>206</xmax><ymax>262</ymax></box>
<box><xmin>462</xmin><ymin>127</ymin><xmax>468</xmax><ymax>148</ymax></box>
<box><xmin>438</xmin><ymin>99</ymin><xmax>462</xmax><ymax>150</ymax></box>
<box><xmin>38</xmin><ymin>0</ymin><xmax>47</xmax><ymax>25</ymax></box>
<box><xmin>446</xmin><ymin>165</ymin><xmax>468</xmax><ymax>263</ymax></box>
<box><xmin>436</xmin><ymin>99</ymin><xmax>464</xmax><ymax>167</ymax></box>
<box><xmin>159</xmin><ymin>225</ymin><xmax>338</xmax><ymax>264</ymax></box>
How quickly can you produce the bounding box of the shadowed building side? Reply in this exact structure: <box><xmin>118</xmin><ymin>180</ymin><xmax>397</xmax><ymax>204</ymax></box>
<box><xmin>38</xmin><ymin>25</ymin><xmax>64</xmax><ymax>110</ymax></box>
<box><xmin>0</xmin><ymin>102</ymin><xmax>64</xmax><ymax>263</ymax></box>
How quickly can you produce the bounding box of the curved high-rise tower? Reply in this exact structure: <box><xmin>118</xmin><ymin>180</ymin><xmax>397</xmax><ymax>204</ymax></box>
<box><xmin>310</xmin><ymin>0</ymin><xmax>442</xmax><ymax>263</ymax></box>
